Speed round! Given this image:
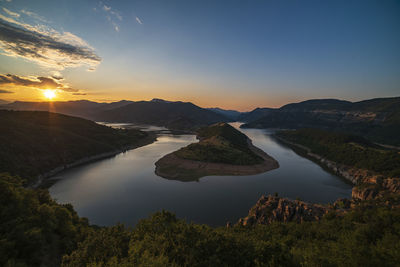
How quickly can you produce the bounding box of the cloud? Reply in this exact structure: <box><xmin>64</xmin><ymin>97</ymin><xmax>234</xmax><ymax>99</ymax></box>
<box><xmin>135</xmin><ymin>16</ymin><xmax>143</xmax><ymax>25</ymax></box>
<box><xmin>0</xmin><ymin>74</ymin><xmax>78</xmax><ymax>92</ymax></box>
<box><xmin>0</xmin><ymin>89</ymin><xmax>13</xmax><ymax>93</ymax></box>
<box><xmin>0</xmin><ymin>14</ymin><xmax>101</xmax><ymax>70</ymax></box>
<box><xmin>2</xmin><ymin>8</ymin><xmax>19</xmax><ymax>18</ymax></box>
<box><xmin>51</xmin><ymin>71</ymin><xmax>63</xmax><ymax>80</ymax></box>
<box><xmin>72</xmin><ymin>92</ymin><xmax>87</xmax><ymax>95</ymax></box>
<box><xmin>20</xmin><ymin>9</ymin><xmax>48</xmax><ymax>23</ymax></box>
<box><xmin>99</xmin><ymin>3</ymin><xmax>122</xmax><ymax>32</ymax></box>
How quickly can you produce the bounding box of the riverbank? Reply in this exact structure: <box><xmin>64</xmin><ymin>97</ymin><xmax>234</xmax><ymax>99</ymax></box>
<box><xmin>274</xmin><ymin>134</ymin><xmax>400</xmax><ymax>201</ymax></box>
<box><xmin>30</xmin><ymin>132</ymin><xmax>157</xmax><ymax>188</ymax></box>
<box><xmin>155</xmin><ymin>139</ymin><xmax>279</xmax><ymax>181</ymax></box>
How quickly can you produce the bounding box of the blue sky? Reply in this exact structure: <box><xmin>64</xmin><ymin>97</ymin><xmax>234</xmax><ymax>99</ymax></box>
<box><xmin>0</xmin><ymin>0</ymin><xmax>399</xmax><ymax>110</ymax></box>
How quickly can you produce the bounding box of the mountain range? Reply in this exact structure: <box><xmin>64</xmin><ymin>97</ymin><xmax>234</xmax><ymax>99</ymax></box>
<box><xmin>1</xmin><ymin>99</ymin><xmax>231</xmax><ymax>131</ymax></box>
<box><xmin>1</xmin><ymin>96</ymin><xmax>399</xmax><ymax>145</ymax></box>
<box><xmin>242</xmin><ymin>97</ymin><xmax>400</xmax><ymax>146</ymax></box>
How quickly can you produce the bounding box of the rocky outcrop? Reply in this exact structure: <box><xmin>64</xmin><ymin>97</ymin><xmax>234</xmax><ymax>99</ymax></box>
<box><xmin>237</xmin><ymin>195</ymin><xmax>356</xmax><ymax>226</ymax></box>
<box><xmin>352</xmin><ymin>177</ymin><xmax>400</xmax><ymax>201</ymax></box>
<box><xmin>237</xmin><ymin>195</ymin><xmax>330</xmax><ymax>226</ymax></box>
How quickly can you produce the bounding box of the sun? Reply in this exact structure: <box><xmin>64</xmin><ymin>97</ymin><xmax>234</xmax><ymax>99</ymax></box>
<box><xmin>43</xmin><ymin>90</ymin><xmax>56</xmax><ymax>100</ymax></box>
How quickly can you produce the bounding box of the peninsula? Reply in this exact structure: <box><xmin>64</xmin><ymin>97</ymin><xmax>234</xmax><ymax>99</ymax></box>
<box><xmin>155</xmin><ymin>123</ymin><xmax>279</xmax><ymax>181</ymax></box>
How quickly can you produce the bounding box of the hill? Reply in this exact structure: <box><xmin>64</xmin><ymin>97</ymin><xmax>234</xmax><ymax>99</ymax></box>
<box><xmin>0</xmin><ymin>99</ymin><xmax>10</xmax><ymax>105</ymax></box>
<box><xmin>155</xmin><ymin>123</ymin><xmax>278</xmax><ymax>180</ymax></box>
<box><xmin>0</xmin><ymin>110</ymin><xmax>155</xmax><ymax>184</ymax></box>
<box><xmin>276</xmin><ymin>128</ymin><xmax>400</xmax><ymax>178</ymax></box>
<box><xmin>2</xmin><ymin>99</ymin><xmax>231</xmax><ymax>131</ymax></box>
<box><xmin>242</xmin><ymin>97</ymin><xmax>400</xmax><ymax>146</ymax></box>
<box><xmin>237</xmin><ymin>107</ymin><xmax>275</xmax><ymax>122</ymax></box>
<box><xmin>206</xmin><ymin>107</ymin><xmax>242</xmax><ymax>120</ymax></box>
<box><xmin>96</xmin><ymin>100</ymin><xmax>231</xmax><ymax>131</ymax></box>
<box><xmin>0</xmin><ymin>100</ymin><xmax>134</xmax><ymax>120</ymax></box>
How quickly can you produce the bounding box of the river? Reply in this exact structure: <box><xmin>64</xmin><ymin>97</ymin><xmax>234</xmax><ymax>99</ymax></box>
<box><xmin>49</xmin><ymin>123</ymin><xmax>352</xmax><ymax>226</ymax></box>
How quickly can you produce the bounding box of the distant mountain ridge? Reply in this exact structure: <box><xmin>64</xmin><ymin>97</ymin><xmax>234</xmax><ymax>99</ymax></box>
<box><xmin>95</xmin><ymin>100</ymin><xmax>231</xmax><ymax>130</ymax></box>
<box><xmin>242</xmin><ymin>97</ymin><xmax>400</xmax><ymax>146</ymax></box>
<box><xmin>237</xmin><ymin>107</ymin><xmax>275</xmax><ymax>122</ymax></box>
<box><xmin>0</xmin><ymin>100</ymin><xmax>134</xmax><ymax>120</ymax></box>
<box><xmin>0</xmin><ymin>99</ymin><xmax>231</xmax><ymax>130</ymax></box>
<box><xmin>207</xmin><ymin>107</ymin><xmax>242</xmax><ymax>120</ymax></box>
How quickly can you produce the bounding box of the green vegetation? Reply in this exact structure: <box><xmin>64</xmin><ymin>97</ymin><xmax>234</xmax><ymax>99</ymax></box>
<box><xmin>0</xmin><ymin>173</ymin><xmax>90</xmax><ymax>266</ymax></box>
<box><xmin>277</xmin><ymin>128</ymin><xmax>400</xmax><ymax>177</ymax></box>
<box><xmin>175</xmin><ymin>123</ymin><xmax>263</xmax><ymax>165</ymax></box>
<box><xmin>0</xmin><ymin>110</ymin><xmax>153</xmax><ymax>183</ymax></box>
<box><xmin>2</xmin><ymin>173</ymin><xmax>400</xmax><ymax>266</ymax></box>
<box><xmin>1</xmin><ymin>110</ymin><xmax>400</xmax><ymax>266</ymax></box>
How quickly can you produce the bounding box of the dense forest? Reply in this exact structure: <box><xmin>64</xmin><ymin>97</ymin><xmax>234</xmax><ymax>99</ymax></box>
<box><xmin>1</xmin><ymin>173</ymin><xmax>399</xmax><ymax>266</ymax></box>
<box><xmin>276</xmin><ymin>128</ymin><xmax>400</xmax><ymax>178</ymax></box>
<box><xmin>0</xmin><ymin>110</ymin><xmax>153</xmax><ymax>183</ymax></box>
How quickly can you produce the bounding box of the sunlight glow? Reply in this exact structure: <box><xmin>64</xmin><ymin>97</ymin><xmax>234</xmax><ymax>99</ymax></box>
<box><xmin>43</xmin><ymin>90</ymin><xmax>56</xmax><ymax>100</ymax></box>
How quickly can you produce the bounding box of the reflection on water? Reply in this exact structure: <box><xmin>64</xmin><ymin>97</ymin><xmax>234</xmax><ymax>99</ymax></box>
<box><xmin>49</xmin><ymin>123</ymin><xmax>352</xmax><ymax>227</ymax></box>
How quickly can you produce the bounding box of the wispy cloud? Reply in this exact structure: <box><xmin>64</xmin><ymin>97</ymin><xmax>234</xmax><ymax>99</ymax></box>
<box><xmin>135</xmin><ymin>16</ymin><xmax>143</xmax><ymax>25</ymax></box>
<box><xmin>72</xmin><ymin>92</ymin><xmax>87</xmax><ymax>95</ymax></box>
<box><xmin>0</xmin><ymin>89</ymin><xmax>13</xmax><ymax>93</ymax></box>
<box><xmin>0</xmin><ymin>14</ymin><xmax>101</xmax><ymax>70</ymax></box>
<box><xmin>99</xmin><ymin>2</ymin><xmax>122</xmax><ymax>32</ymax></box>
<box><xmin>2</xmin><ymin>7</ymin><xmax>19</xmax><ymax>18</ymax></box>
<box><xmin>0</xmin><ymin>74</ymin><xmax>79</xmax><ymax>92</ymax></box>
<box><xmin>20</xmin><ymin>9</ymin><xmax>48</xmax><ymax>23</ymax></box>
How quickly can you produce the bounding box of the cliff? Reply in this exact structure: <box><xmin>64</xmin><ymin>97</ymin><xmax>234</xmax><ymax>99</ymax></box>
<box><xmin>237</xmin><ymin>195</ymin><xmax>353</xmax><ymax>226</ymax></box>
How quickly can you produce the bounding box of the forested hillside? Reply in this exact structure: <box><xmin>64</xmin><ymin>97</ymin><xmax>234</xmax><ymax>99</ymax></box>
<box><xmin>242</xmin><ymin>97</ymin><xmax>400</xmax><ymax>146</ymax></box>
<box><xmin>0</xmin><ymin>110</ymin><xmax>153</xmax><ymax>183</ymax></box>
<box><xmin>276</xmin><ymin>128</ymin><xmax>400</xmax><ymax>177</ymax></box>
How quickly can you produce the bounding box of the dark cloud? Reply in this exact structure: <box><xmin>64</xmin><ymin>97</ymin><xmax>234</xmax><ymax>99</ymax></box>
<box><xmin>0</xmin><ymin>74</ymin><xmax>78</xmax><ymax>92</ymax></box>
<box><xmin>0</xmin><ymin>89</ymin><xmax>13</xmax><ymax>93</ymax></box>
<box><xmin>0</xmin><ymin>17</ymin><xmax>101</xmax><ymax>69</ymax></box>
<box><xmin>72</xmin><ymin>92</ymin><xmax>87</xmax><ymax>95</ymax></box>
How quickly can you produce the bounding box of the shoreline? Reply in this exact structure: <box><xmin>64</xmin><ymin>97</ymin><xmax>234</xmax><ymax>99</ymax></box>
<box><xmin>29</xmin><ymin>133</ymin><xmax>157</xmax><ymax>189</ymax></box>
<box><xmin>273</xmin><ymin>134</ymin><xmax>400</xmax><ymax>201</ymax></box>
<box><xmin>155</xmin><ymin>139</ymin><xmax>279</xmax><ymax>181</ymax></box>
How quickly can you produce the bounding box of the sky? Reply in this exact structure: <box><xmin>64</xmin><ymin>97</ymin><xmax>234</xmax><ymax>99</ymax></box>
<box><xmin>0</xmin><ymin>0</ymin><xmax>399</xmax><ymax>111</ymax></box>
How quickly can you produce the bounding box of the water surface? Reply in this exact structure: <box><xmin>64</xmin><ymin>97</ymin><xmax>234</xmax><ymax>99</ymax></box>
<box><xmin>49</xmin><ymin>123</ymin><xmax>352</xmax><ymax>226</ymax></box>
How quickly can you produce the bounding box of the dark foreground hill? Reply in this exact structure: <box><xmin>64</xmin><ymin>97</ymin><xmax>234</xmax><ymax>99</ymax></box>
<box><xmin>1</xmin><ymin>173</ymin><xmax>399</xmax><ymax>267</ymax></box>
<box><xmin>155</xmin><ymin>123</ymin><xmax>278</xmax><ymax>180</ymax></box>
<box><xmin>0</xmin><ymin>110</ymin><xmax>154</xmax><ymax>184</ymax></box>
<box><xmin>242</xmin><ymin>97</ymin><xmax>400</xmax><ymax>146</ymax></box>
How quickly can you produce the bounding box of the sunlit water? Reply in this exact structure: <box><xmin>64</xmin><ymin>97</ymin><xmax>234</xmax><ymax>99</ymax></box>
<box><xmin>49</xmin><ymin>123</ymin><xmax>352</xmax><ymax>226</ymax></box>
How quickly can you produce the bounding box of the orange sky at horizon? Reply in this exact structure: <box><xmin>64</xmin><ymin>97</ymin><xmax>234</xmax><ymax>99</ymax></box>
<box><xmin>0</xmin><ymin>83</ymin><xmax>318</xmax><ymax>111</ymax></box>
